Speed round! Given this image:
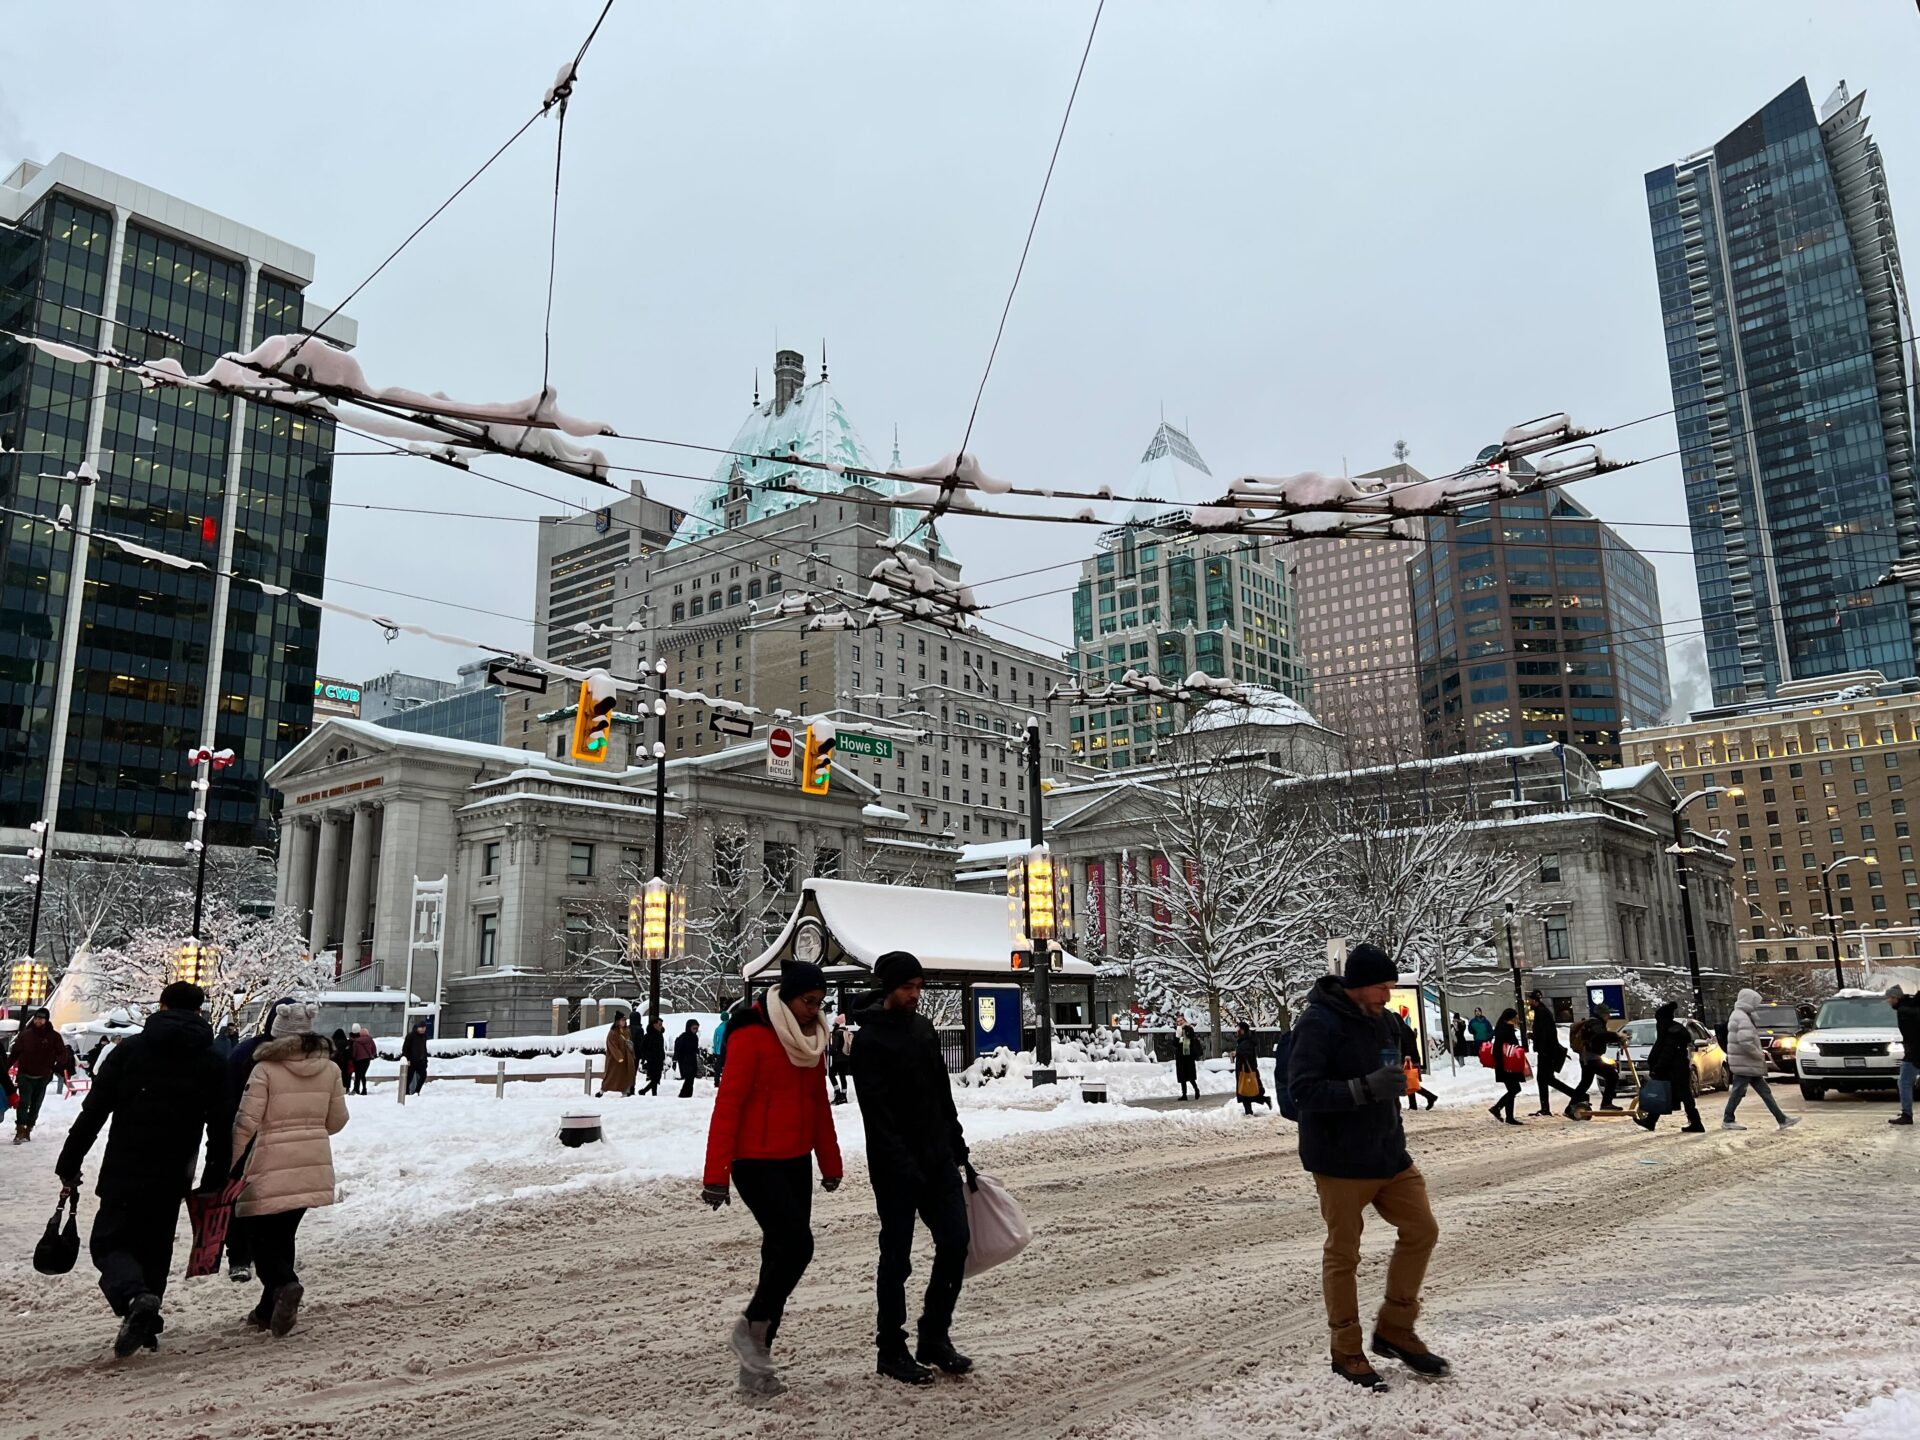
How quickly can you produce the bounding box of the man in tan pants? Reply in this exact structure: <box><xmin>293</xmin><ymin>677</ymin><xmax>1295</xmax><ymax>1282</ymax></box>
<box><xmin>1285</xmin><ymin>944</ymin><xmax>1446</xmax><ymax>1391</ymax></box>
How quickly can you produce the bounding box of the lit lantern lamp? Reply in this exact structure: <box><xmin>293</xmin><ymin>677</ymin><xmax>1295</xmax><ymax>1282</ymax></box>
<box><xmin>1006</xmin><ymin>844</ymin><xmax>1071</xmax><ymax>964</ymax></box>
<box><xmin>171</xmin><ymin>941</ymin><xmax>212</xmax><ymax>989</ymax></box>
<box><xmin>634</xmin><ymin>877</ymin><xmax>687</xmax><ymax>963</ymax></box>
<box><xmin>8</xmin><ymin>960</ymin><xmax>50</xmax><ymax>1008</ymax></box>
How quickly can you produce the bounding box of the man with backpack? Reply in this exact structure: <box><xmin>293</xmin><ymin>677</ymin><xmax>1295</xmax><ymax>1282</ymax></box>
<box><xmin>1567</xmin><ymin>1005</ymin><xmax>1625</xmax><ymax>1116</ymax></box>
<box><xmin>1287</xmin><ymin>943</ymin><xmax>1447</xmax><ymax>1392</ymax></box>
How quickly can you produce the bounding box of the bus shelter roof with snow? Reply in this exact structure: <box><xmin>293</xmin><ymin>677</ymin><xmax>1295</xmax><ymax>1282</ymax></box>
<box><xmin>743</xmin><ymin>879</ymin><xmax>1097</xmax><ymax>1066</ymax></box>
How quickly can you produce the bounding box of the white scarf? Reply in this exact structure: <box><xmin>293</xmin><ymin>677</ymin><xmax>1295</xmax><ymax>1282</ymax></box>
<box><xmin>767</xmin><ymin>997</ymin><xmax>828</xmax><ymax>1069</ymax></box>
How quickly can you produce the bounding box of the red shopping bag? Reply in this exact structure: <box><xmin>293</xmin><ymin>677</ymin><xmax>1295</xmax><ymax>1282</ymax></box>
<box><xmin>185</xmin><ymin>1174</ymin><xmax>246</xmax><ymax>1279</ymax></box>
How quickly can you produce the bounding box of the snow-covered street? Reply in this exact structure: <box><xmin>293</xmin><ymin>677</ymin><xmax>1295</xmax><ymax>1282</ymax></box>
<box><xmin>1</xmin><ymin>1068</ymin><xmax>1914</xmax><ymax>1439</ymax></box>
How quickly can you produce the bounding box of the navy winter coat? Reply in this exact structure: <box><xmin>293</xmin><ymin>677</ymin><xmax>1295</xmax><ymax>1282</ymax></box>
<box><xmin>1287</xmin><ymin>976</ymin><xmax>1412</xmax><ymax>1180</ymax></box>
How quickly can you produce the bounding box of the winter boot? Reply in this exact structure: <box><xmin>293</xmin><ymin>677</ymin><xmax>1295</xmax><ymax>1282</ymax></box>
<box><xmin>1330</xmin><ymin>1352</ymin><xmax>1388</xmax><ymax>1391</ymax></box>
<box><xmin>877</xmin><ymin>1346</ymin><xmax>935</xmax><ymax>1385</ymax></box>
<box><xmin>729</xmin><ymin>1317</ymin><xmax>775</xmax><ymax>1378</ymax></box>
<box><xmin>1371</xmin><ymin>1328</ymin><xmax>1451</xmax><ymax>1378</ymax></box>
<box><xmin>1679</xmin><ymin>1122</ymin><xmax>1707</xmax><ymax>1133</ymax></box>
<box><xmin>229</xmin><ymin>1262</ymin><xmax>253</xmax><ymax>1284</ymax></box>
<box><xmin>269</xmin><ymin>1281</ymin><xmax>304</xmax><ymax>1338</ymax></box>
<box><xmin>915</xmin><ymin>1332</ymin><xmax>974</xmax><ymax>1376</ymax></box>
<box><xmin>1632</xmin><ymin>1115</ymin><xmax>1657</xmax><ymax>1131</ymax></box>
<box><xmin>1890</xmin><ymin>1113</ymin><xmax>1914</xmax><ymax>1126</ymax></box>
<box><xmin>10</xmin><ymin>1124</ymin><xmax>23</xmax><ymax>1145</ymax></box>
<box><xmin>244</xmin><ymin>1298</ymin><xmax>272</xmax><ymax>1331</ymax></box>
<box><xmin>113</xmin><ymin>1293</ymin><xmax>163</xmax><ymax>1358</ymax></box>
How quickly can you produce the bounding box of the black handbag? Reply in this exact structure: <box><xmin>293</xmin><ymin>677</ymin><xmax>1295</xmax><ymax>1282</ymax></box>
<box><xmin>33</xmin><ymin>1189</ymin><xmax>80</xmax><ymax>1276</ymax></box>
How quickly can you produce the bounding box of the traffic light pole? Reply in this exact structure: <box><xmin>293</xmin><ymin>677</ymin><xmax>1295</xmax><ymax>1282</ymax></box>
<box><xmin>1024</xmin><ymin>717</ymin><xmax>1053</xmax><ymax>1069</ymax></box>
<box><xmin>649</xmin><ymin>657</ymin><xmax>667</xmax><ymax>1025</ymax></box>
<box><xmin>190</xmin><ymin>753</ymin><xmax>214</xmax><ymax>939</ymax></box>
<box><xmin>22</xmin><ymin>819</ymin><xmax>50</xmax><ymax>962</ymax></box>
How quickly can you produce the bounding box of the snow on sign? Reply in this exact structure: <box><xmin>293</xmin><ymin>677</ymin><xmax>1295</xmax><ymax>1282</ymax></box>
<box><xmin>766</xmin><ymin>725</ymin><xmax>796</xmax><ymax>783</ymax></box>
<box><xmin>835</xmin><ymin>732</ymin><xmax>892</xmax><ymax>760</ymax></box>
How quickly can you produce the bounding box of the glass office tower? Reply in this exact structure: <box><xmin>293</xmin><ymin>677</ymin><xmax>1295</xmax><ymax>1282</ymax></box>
<box><xmin>1</xmin><ymin>156</ymin><xmax>347</xmax><ymax>846</ymax></box>
<box><xmin>1647</xmin><ymin>79</ymin><xmax>1918</xmax><ymax>706</ymax></box>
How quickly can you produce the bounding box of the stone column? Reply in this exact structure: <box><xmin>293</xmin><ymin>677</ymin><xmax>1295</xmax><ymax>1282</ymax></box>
<box><xmin>340</xmin><ymin>803</ymin><xmax>378</xmax><ymax>969</ymax></box>
<box><xmin>310</xmin><ymin>812</ymin><xmax>345</xmax><ymax>957</ymax></box>
<box><xmin>285</xmin><ymin>818</ymin><xmax>318</xmax><ymax>932</ymax></box>
<box><xmin>275</xmin><ymin>818</ymin><xmax>297</xmax><ymax>911</ymax></box>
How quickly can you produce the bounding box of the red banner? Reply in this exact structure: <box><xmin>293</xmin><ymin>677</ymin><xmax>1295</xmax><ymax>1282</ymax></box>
<box><xmin>1087</xmin><ymin>860</ymin><xmax>1108</xmax><ymax>944</ymax></box>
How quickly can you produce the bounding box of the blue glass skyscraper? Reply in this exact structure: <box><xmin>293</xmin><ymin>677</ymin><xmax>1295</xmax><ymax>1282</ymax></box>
<box><xmin>1647</xmin><ymin>79</ymin><xmax>1917</xmax><ymax>707</ymax></box>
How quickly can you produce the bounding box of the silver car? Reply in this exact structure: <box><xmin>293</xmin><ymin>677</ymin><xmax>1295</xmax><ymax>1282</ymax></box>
<box><xmin>1618</xmin><ymin>1016</ymin><xmax>1730</xmax><ymax>1093</ymax></box>
<box><xmin>1796</xmin><ymin>991</ymin><xmax>1906</xmax><ymax>1101</ymax></box>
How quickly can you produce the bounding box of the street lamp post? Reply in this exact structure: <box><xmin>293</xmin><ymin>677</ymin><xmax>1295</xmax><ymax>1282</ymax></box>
<box><xmin>1009</xmin><ymin>716</ymin><xmax>1072</xmax><ymax>1079</ymax></box>
<box><xmin>647</xmin><ymin>656</ymin><xmax>669</xmax><ymax>1023</ymax></box>
<box><xmin>1669</xmin><ymin>784</ymin><xmax>1740</xmax><ymax>1023</ymax></box>
<box><xmin>1819</xmin><ymin>855</ymin><xmax>1871</xmax><ymax>991</ymax></box>
<box><xmin>20</xmin><ymin>818</ymin><xmax>50</xmax><ymax>965</ymax></box>
<box><xmin>184</xmin><ymin>747</ymin><xmax>236</xmax><ymax>940</ymax></box>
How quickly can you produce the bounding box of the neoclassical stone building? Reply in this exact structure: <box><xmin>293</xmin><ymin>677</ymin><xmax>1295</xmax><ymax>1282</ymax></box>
<box><xmin>267</xmin><ymin>716</ymin><xmax>954</xmax><ymax>1035</ymax></box>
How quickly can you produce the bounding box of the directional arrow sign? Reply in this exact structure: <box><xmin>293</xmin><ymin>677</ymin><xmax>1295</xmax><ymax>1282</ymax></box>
<box><xmin>486</xmin><ymin>659</ymin><xmax>549</xmax><ymax>695</ymax></box>
<box><xmin>766</xmin><ymin>724</ymin><xmax>796</xmax><ymax>783</ymax></box>
<box><xmin>710</xmin><ymin>712</ymin><xmax>754</xmax><ymax>739</ymax></box>
<box><xmin>835</xmin><ymin>732</ymin><xmax>893</xmax><ymax>760</ymax></box>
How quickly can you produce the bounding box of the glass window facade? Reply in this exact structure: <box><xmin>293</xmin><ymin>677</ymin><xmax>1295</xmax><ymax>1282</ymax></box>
<box><xmin>0</xmin><ymin>192</ymin><xmax>335</xmax><ymax>844</ymax></box>
<box><xmin>1646</xmin><ymin>79</ymin><xmax>1917</xmax><ymax>705</ymax></box>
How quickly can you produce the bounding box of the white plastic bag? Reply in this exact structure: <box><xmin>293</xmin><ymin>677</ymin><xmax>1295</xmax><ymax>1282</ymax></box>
<box><xmin>963</xmin><ymin>1170</ymin><xmax>1031</xmax><ymax>1277</ymax></box>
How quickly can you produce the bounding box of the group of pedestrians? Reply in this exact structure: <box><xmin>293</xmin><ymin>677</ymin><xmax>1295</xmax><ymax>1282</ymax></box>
<box><xmin>701</xmin><ymin>949</ymin><xmax>973</xmax><ymax>1394</ymax></box>
<box><xmin>52</xmin><ymin>985</ymin><xmax>349</xmax><ymax>1356</ymax></box>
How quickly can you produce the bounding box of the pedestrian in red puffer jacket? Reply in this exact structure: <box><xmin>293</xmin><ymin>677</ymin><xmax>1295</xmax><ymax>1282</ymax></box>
<box><xmin>701</xmin><ymin>960</ymin><xmax>842</xmax><ymax>1397</ymax></box>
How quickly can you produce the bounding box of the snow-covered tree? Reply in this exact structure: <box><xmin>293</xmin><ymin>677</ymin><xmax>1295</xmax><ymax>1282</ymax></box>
<box><xmin>1132</xmin><ymin>739</ymin><xmax>1330</xmax><ymax>1050</ymax></box>
<box><xmin>83</xmin><ymin>852</ymin><xmax>326</xmax><ymax>1030</ymax></box>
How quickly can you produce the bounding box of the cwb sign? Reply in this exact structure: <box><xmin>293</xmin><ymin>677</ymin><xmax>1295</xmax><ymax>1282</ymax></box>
<box><xmin>312</xmin><ymin>677</ymin><xmax>363</xmax><ymax>718</ymax></box>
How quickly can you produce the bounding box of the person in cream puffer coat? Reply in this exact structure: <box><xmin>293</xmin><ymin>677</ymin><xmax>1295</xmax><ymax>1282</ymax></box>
<box><xmin>232</xmin><ymin>1002</ymin><xmax>348</xmax><ymax>1336</ymax></box>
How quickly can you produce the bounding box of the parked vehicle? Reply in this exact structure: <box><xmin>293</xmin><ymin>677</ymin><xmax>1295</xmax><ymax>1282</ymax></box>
<box><xmin>1746</xmin><ymin>1002</ymin><xmax>1812</xmax><ymax>1075</ymax></box>
<box><xmin>1796</xmin><ymin>990</ymin><xmax>1905</xmax><ymax>1101</ymax></box>
<box><xmin>1618</xmin><ymin>1016</ymin><xmax>1729</xmax><ymax>1093</ymax></box>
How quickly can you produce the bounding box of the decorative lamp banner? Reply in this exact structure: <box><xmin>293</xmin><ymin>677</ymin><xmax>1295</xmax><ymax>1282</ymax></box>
<box><xmin>1086</xmin><ymin>860</ymin><xmax>1107</xmax><ymax>944</ymax></box>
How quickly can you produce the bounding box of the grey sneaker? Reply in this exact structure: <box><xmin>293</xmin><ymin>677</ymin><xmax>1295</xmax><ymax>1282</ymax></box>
<box><xmin>229</xmin><ymin>1263</ymin><xmax>252</xmax><ymax>1284</ymax></box>
<box><xmin>729</xmin><ymin>1316</ymin><xmax>774</xmax><ymax>1377</ymax></box>
<box><xmin>1721</xmin><ymin>1121</ymin><xmax>1746</xmax><ymax>1131</ymax></box>
<box><xmin>1777</xmin><ymin>1116</ymin><xmax>1800</xmax><ymax>1129</ymax></box>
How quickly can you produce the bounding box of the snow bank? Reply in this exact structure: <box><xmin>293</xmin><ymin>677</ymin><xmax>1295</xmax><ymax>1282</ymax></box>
<box><xmin>1830</xmin><ymin>1391</ymin><xmax>1920</xmax><ymax>1438</ymax></box>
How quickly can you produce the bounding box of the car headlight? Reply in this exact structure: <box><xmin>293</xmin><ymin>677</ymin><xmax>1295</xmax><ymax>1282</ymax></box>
<box><xmin>1799</xmin><ymin>1039</ymin><xmax>1821</xmax><ymax>1058</ymax></box>
<box><xmin>1893</xmin><ymin>1041</ymin><xmax>1906</xmax><ymax>1060</ymax></box>
<box><xmin>1778</xmin><ymin>1035</ymin><xmax>1798</xmax><ymax>1051</ymax></box>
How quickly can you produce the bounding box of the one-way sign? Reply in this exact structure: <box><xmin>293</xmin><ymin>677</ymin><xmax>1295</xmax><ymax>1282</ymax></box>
<box><xmin>710</xmin><ymin>712</ymin><xmax>754</xmax><ymax>739</ymax></box>
<box><xmin>486</xmin><ymin>659</ymin><xmax>549</xmax><ymax>694</ymax></box>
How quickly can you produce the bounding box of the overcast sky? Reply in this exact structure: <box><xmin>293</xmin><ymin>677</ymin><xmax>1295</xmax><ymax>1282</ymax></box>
<box><xmin>8</xmin><ymin>2</ymin><xmax>1920</xmax><ymax>713</ymax></box>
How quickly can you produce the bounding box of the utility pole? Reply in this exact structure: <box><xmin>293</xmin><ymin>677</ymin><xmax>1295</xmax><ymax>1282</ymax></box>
<box><xmin>1671</xmin><ymin>807</ymin><xmax>1708</xmax><ymax>1022</ymax></box>
<box><xmin>1024</xmin><ymin>716</ymin><xmax>1054</xmax><ymax>1071</ymax></box>
<box><xmin>649</xmin><ymin>655</ymin><xmax>668</xmax><ymax>1025</ymax></box>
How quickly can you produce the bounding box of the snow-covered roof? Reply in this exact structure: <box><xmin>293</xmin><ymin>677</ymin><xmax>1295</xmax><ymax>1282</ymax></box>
<box><xmin>861</xmin><ymin>803</ymin><xmax>910</xmax><ymax>824</ymax></box>
<box><xmin>1118</xmin><ymin>421</ymin><xmax>1217</xmax><ymax>527</ymax></box>
<box><xmin>957</xmin><ymin>837</ymin><xmax>1031</xmax><ymax>867</ymax></box>
<box><xmin>1185</xmin><ymin>684</ymin><xmax>1318</xmax><ymax>733</ymax></box>
<box><xmin>669</xmin><ymin>375</ymin><xmax>921</xmax><ymax>549</ymax></box>
<box><xmin>271</xmin><ymin>716</ymin><xmax>637</xmax><ymax>785</ymax></box>
<box><xmin>1597</xmin><ymin>762</ymin><xmax>1662</xmax><ymax>792</ymax></box>
<box><xmin>744</xmin><ymin>878</ymin><xmax>1093</xmax><ymax>981</ymax></box>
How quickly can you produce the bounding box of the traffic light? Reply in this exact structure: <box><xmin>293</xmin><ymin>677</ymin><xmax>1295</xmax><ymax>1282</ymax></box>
<box><xmin>570</xmin><ymin>672</ymin><xmax>618</xmax><ymax>763</ymax></box>
<box><xmin>800</xmin><ymin>723</ymin><xmax>835</xmax><ymax>795</ymax></box>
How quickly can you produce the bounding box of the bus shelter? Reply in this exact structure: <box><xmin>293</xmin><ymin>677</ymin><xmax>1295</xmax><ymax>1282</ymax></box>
<box><xmin>743</xmin><ymin>879</ymin><xmax>1097</xmax><ymax>1068</ymax></box>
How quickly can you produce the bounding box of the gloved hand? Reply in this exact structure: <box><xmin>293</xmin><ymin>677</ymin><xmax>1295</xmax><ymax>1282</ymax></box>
<box><xmin>821</xmin><ymin>1175</ymin><xmax>841</xmax><ymax>1193</ymax></box>
<box><xmin>1350</xmin><ymin>1066</ymin><xmax>1407</xmax><ymax>1105</ymax></box>
<box><xmin>701</xmin><ymin>1183</ymin><xmax>730</xmax><ymax>1210</ymax></box>
<box><xmin>963</xmin><ymin>1160</ymin><xmax>979</xmax><ymax>1191</ymax></box>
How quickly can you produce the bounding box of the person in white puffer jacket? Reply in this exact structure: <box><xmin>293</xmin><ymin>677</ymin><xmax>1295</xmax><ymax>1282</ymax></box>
<box><xmin>1722</xmin><ymin>989</ymin><xmax>1798</xmax><ymax>1132</ymax></box>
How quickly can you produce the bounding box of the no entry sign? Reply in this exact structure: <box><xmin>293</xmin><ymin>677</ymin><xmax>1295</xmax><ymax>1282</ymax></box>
<box><xmin>767</xmin><ymin>724</ymin><xmax>796</xmax><ymax>783</ymax></box>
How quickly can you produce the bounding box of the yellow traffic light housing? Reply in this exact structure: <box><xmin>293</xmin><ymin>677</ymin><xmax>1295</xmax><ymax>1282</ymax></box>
<box><xmin>800</xmin><ymin>722</ymin><xmax>835</xmax><ymax>795</ymax></box>
<box><xmin>570</xmin><ymin>673</ymin><xmax>618</xmax><ymax>763</ymax></box>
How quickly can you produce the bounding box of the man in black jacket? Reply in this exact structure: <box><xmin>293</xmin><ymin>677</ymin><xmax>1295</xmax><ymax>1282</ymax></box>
<box><xmin>1568</xmin><ymin>1005</ymin><xmax>1625</xmax><ymax>1115</ymax></box>
<box><xmin>851</xmin><ymin>950</ymin><xmax>971</xmax><ymax>1386</ymax></box>
<box><xmin>637</xmin><ymin>1015</ymin><xmax>667</xmax><ymax>1096</ymax></box>
<box><xmin>55</xmin><ymin>982</ymin><xmax>230</xmax><ymax>1357</ymax></box>
<box><xmin>1288</xmin><ymin>944</ymin><xmax>1446</xmax><ymax>1391</ymax></box>
<box><xmin>1527</xmin><ymin>991</ymin><xmax>1579</xmax><ymax>1117</ymax></box>
<box><xmin>1888</xmin><ymin>986</ymin><xmax>1920</xmax><ymax>1125</ymax></box>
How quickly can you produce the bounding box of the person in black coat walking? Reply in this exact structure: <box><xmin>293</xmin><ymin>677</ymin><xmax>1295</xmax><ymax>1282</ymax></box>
<box><xmin>1568</xmin><ymin>1006</ymin><xmax>1625</xmax><ymax>1115</ymax></box>
<box><xmin>1527</xmin><ymin>991</ymin><xmax>1578</xmax><ymax>1116</ymax></box>
<box><xmin>1890</xmin><ymin>986</ymin><xmax>1920</xmax><ymax>1125</ymax></box>
<box><xmin>673</xmin><ymin>1019</ymin><xmax>701</xmax><ymax>1098</ymax></box>
<box><xmin>851</xmin><ymin>951</ymin><xmax>973</xmax><ymax>1387</ymax></box>
<box><xmin>828</xmin><ymin>1013</ymin><xmax>853</xmax><ymax>1104</ymax></box>
<box><xmin>1174</xmin><ymin>1024</ymin><xmax>1203</xmax><ymax>1100</ymax></box>
<box><xmin>638</xmin><ymin>1016</ymin><xmax>667</xmax><ymax>1096</ymax></box>
<box><xmin>1635</xmin><ymin>1001</ymin><xmax>1705</xmax><ymax>1133</ymax></box>
<box><xmin>1233</xmin><ymin>1022</ymin><xmax>1272</xmax><ymax>1115</ymax></box>
<box><xmin>1486</xmin><ymin>1009</ymin><xmax>1526</xmax><ymax>1125</ymax></box>
<box><xmin>1394</xmin><ymin>1010</ymin><xmax>1436</xmax><ymax>1111</ymax></box>
<box><xmin>54</xmin><ymin>982</ymin><xmax>231</xmax><ymax>1358</ymax></box>
<box><xmin>1287</xmin><ymin>944</ymin><xmax>1447</xmax><ymax>1392</ymax></box>
<box><xmin>400</xmin><ymin>1021</ymin><xmax>432</xmax><ymax>1095</ymax></box>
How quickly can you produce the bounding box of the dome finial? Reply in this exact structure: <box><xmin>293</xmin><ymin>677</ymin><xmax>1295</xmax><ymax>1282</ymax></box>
<box><xmin>820</xmin><ymin>340</ymin><xmax>828</xmax><ymax>383</ymax></box>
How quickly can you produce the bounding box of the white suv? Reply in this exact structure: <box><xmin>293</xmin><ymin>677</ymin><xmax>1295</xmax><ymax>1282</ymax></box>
<box><xmin>1796</xmin><ymin>990</ymin><xmax>1906</xmax><ymax>1101</ymax></box>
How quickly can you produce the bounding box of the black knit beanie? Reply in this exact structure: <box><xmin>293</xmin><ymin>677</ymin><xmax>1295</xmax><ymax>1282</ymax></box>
<box><xmin>1341</xmin><ymin>943</ymin><xmax>1396</xmax><ymax>989</ymax></box>
<box><xmin>779</xmin><ymin>959</ymin><xmax>827</xmax><ymax>1001</ymax></box>
<box><xmin>874</xmin><ymin>950</ymin><xmax>925</xmax><ymax>994</ymax></box>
